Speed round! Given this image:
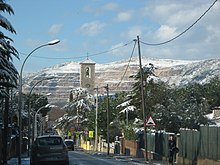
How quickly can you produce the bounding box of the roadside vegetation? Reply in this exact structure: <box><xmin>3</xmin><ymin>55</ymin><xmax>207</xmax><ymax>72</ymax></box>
<box><xmin>59</xmin><ymin>64</ymin><xmax>220</xmax><ymax>142</ymax></box>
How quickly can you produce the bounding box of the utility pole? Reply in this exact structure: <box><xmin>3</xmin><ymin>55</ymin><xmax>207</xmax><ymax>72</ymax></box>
<box><xmin>104</xmin><ymin>84</ymin><xmax>110</xmax><ymax>155</ymax></box>
<box><xmin>137</xmin><ymin>35</ymin><xmax>148</xmax><ymax>162</ymax></box>
<box><xmin>95</xmin><ymin>87</ymin><xmax>98</xmax><ymax>151</ymax></box>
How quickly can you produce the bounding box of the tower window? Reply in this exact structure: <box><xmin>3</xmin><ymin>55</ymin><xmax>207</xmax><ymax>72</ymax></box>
<box><xmin>85</xmin><ymin>67</ymin><xmax>90</xmax><ymax>78</ymax></box>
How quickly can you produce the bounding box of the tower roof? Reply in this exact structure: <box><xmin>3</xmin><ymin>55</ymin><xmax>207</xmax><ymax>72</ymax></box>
<box><xmin>80</xmin><ymin>58</ymin><xmax>96</xmax><ymax>64</ymax></box>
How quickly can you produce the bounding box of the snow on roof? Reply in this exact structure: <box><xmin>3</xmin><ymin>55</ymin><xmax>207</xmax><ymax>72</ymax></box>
<box><xmin>80</xmin><ymin>58</ymin><xmax>96</xmax><ymax>64</ymax></box>
<box><xmin>206</xmin><ymin>113</ymin><xmax>214</xmax><ymax>120</ymax></box>
<box><xmin>205</xmin><ymin>111</ymin><xmax>220</xmax><ymax>127</ymax></box>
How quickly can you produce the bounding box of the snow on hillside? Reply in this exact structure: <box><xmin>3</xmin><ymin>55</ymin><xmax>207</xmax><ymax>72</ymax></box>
<box><xmin>22</xmin><ymin>57</ymin><xmax>220</xmax><ymax>104</ymax></box>
<box><xmin>32</xmin><ymin>57</ymin><xmax>198</xmax><ymax>74</ymax></box>
<box><xmin>24</xmin><ymin>57</ymin><xmax>220</xmax><ymax>87</ymax></box>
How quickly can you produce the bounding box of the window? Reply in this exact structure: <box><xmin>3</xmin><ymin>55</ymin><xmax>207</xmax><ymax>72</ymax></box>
<box><xmin>85</xmin><ymin>67</ymin><xmax>90</xmax><ymax>78</ymax></box>
<box><xmin>39</xmin><ymin>137</ymin><xmax>62</xmax><ymax>145</ymax></box>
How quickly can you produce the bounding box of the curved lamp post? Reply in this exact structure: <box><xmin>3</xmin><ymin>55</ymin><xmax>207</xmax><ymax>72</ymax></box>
<box><xmin>34</xmin><ymin>104</ymin><xmax>56</xmax><ymax>139</ymax></box>
<box><xmin>18</xmin><ymin>39</ymin><xmax>60</xmax><ymax>164</ymax></box>
<box><xmin>27</xmin><ymin>77</ymin><xmax>54</xmax><ymax>156</ymax></box>
<box><xmin>31</xmin><ymin>93</ymin><xmax>52</xmax><ymax>143</ymax></box>
<box><xmin>34</xmin><ymin>104</ymin><xmax>50</xmax><ymax>140</ymax></box>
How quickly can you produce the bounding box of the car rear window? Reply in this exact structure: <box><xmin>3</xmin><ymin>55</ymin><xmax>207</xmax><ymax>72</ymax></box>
<box><xmin>65</xmin><ymin>141</ymin><xmax>73</xmax><ymax>145</ymax></box>
<box><xmin>38</xmin><ymin>137</ymin><xmax>62</xmax><ymax>146</ymax></box>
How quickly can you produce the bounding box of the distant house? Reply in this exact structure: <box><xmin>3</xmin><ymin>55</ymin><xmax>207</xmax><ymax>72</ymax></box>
<box><xmin>44</xmin><ymin>107</ymin><xmax>66</xmax><ymax>132</ymax></box>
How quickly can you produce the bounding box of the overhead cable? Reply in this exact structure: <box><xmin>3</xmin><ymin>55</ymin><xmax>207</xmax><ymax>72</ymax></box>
<box><xmin>109</xmin><ymin>39</ymin><xmax>137</xmax><ymax>91</ymax></box>
<box><xmin>19</xmin><ymin>40</ymin><xmax>134</xmax><ymax>60</ymax></box>
<box><xmin>141</xmin><ymin>0</ymin><xmax>218</xmax><ymax>46</ymax></box>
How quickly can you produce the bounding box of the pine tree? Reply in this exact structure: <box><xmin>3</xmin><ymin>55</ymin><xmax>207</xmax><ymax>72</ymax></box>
<box><xmin>0</xmin><ymin>0</ymin><xmax>18</xmax><ymax>97</ymax></box>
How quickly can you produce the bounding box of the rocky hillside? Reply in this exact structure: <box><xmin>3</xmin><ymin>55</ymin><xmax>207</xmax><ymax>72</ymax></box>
<box><xmin>22</xmin><ymin>57</ymin><xmax>220</xmax><ymax>106</ymax></box>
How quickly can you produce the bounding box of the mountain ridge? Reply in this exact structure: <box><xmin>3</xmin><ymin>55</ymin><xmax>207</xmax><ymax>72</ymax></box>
<box><xmin>22</xmin><ymin>57</ymin><xmax>220</xmax><ymax>106</ymax></box>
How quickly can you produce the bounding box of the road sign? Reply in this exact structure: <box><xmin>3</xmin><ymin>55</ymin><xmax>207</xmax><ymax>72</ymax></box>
<box><xmin>145</xmin><ymin>116</ymin><xmax>156</xmax><ymax>126</ymax></box>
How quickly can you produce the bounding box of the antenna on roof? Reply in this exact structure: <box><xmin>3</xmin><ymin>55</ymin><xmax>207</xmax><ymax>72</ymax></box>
<box><xmin>86</xmin><ymin>52</ymin><xmax>89</xmax><ymax>59</ymax></box>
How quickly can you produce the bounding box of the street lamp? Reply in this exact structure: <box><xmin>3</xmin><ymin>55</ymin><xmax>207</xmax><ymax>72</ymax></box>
<box><xmin>30</xmin><ymin>93</ymin><xmax>52</xmax><ymax>145</ymax></box>
<box><xmin>17</xmin><ymin>39</ymin><xmax>60</xmax><ymax>164</ymax></box>
<box><xmin>34</xmin><ymin>104</ymin><xmax>51</xmax><ymax>140</ymax></box>
<box><xmin>94</xmin><ymin>87</ymin><xmax>98</xmax><ymax>151</ymax></box>
<box><xmin>27</xmin><ymin>77</ymin><xmax>54</xmax><ymax>156</ymax></box>
<box><xmin>104</xmin><ymin>84</ymin><xmax>110</xmax><ymax>155</ymax></box>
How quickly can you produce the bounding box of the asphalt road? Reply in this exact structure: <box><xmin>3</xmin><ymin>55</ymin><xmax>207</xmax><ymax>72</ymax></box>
<box><xmin>69</xmin><ymin>151</ymin><xmax>138</xmax><ymax>165</ymax></box>
<box><xmin>7</xmin><ymin>150</ymin><xmax>170</xmax><ymax>165</ymax></box>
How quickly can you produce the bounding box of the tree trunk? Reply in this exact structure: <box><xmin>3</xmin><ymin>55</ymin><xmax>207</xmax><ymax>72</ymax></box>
<box><xmin>2</xmin><ymin>87</ymin><xmax>9</xmax><ymax>164</ymax></box>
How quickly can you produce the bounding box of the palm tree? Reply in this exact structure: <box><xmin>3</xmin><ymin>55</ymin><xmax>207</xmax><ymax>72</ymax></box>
<box><xmin>0</xmin><ymin>0</ymin><xmax>19</xmax><ymax>98</ymax></box>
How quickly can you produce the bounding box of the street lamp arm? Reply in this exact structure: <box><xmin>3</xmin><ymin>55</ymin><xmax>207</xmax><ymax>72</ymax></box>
<box><xmin>34</xmin><ymin>103</ymin><xmax>54</xmax><ymax>139</ymax></box>
<box><xmin>20</xmin><ymin>39</ymin><xmax>60</xmax><ymax>77</ymax></box>
<box><xmin>35</xmin><ymin>103</ymin><xmax>50</xmax><ymax>113</ymax></box>
<box><xmin>36</xmin><ymin>105</ymin><xmax>46</xmax><ymax>114</ymax></box>
<box><xmin>34</xmin><ymin>104</ymin><xmax>48</xmax><ymax>140</ymax></box>
<box><xmin>28</xmin><ymin>77</ymin><xmax>55</xmax><ymax>97</ymax></box>
<box><xmin>21</xmin><ymin>44</ymin><xmax>47</xmax><ymax>76</ymax></box>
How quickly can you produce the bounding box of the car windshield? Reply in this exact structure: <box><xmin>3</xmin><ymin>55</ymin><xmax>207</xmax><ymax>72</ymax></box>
<box><xmin>38</xmin><ymin>137</ymin><xmax>62</xmax><ymax>146</ymax></box>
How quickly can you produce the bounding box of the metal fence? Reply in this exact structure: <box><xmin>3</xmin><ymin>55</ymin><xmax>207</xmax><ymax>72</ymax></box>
<box><xmin>179</xmin><ymin>126</ymin><xmax>220</xmax><ymax>161</ymax></box>
<box><xmin>145</xmin><ymin>126</ymin><xmax>220</xmax><ymax>162</ymax></box>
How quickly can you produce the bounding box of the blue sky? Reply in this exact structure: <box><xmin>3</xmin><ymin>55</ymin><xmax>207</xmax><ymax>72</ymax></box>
<box><xmin>4</xmin><ymin>0</ymin><xmax>220</xmax><ymax>73</ymax></box>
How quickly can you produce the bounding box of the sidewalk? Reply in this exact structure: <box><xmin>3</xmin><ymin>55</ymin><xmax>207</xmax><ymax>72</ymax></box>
<box><xmin>82</xmin><ymin>148</ymin><xmax>178</xmax><ymax>165</ymax></box>
<box><xmin>114</xmin><ymin>156</ymin><xmax>181</xmax><ymax>165</ymax></box>
<box><xmin>6</xmin><ymin>157</ymin><xmax>30</xmax><ymax>165</ymax></box>
<box><xmin>6</xmin><ymin>152</ymin><xmax>30</xmax><ymax>165</ymax></box>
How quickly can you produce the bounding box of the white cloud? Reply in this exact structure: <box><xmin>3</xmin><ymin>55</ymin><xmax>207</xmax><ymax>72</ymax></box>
<box><xmin>116</xmin><ymin>11</ymin><xmax>133</xmax><ymax>22</ymax></box>
<box><xmin>83</xmin><ymin>3</ymin><xmax>118</xmax><ymax>16</ymax></box>
<box><xmin>103</xmin><ymin>2</ymin><xmax>118</xmax><ymax>11</ymax></box>
<box><xmin>137</xmin><ymin>1</ymin><xmax>220</xmax><ymax>60</ymax></box>
<box><xmin>120</xmin><ymin>26</ymin><xmax>142</xmax><ymax>40</ymax></box>
<box><xmin>79</xmin><ymin>21</ymin><xmax>105</xmax><ymax>36</ymax></box>
<box><xmin>48</xmin><ymin>24</ymin><xmax>62</xmax><ymax>35</ymax></box>
<box><xmin>141</xmin><ymin>1</ymin><xmax>215</xmax><ymax>27</ymax></box>
<box><xmin>155</xmin><ymin>25</ymin><xmax>177</xmax><ymax>41</ymax></box>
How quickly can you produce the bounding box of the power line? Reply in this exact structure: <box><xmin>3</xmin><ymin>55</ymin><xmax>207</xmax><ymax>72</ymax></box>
<box><xmin>141</xmin><ymin>0</ymin><xmax>218</xmax><ymax>46</ymax></box>
<box><xmin>109</xmin><ymin>39</ymin><xmax>137</xmax><ymax>91</ymax></box>
<box><xmin>18</xmin><ymin>40</ymin><xmax>134</xmax><ymax>60</ymax></box>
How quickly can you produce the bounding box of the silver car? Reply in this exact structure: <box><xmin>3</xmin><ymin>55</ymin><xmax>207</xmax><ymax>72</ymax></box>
<box><xmin>64</xmin><ymin>139</ymin><xmax>75</xmax><ymax>151</ymax></box>
<box><xmin>30</xmin><ymin>135</ymin><xmax>69</xmax><ymax>165</ymax></box>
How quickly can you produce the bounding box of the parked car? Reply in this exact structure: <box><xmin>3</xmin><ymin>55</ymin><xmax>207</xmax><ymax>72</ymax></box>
<box><xmin>30</xmin><ymin>135</ymin><xmax>69</xmax><ymax>165</ymax></box>
<box><xmin>64</xmin><ymin>139</ymin><xmax>75</xmax><ymax>151</ymax></box>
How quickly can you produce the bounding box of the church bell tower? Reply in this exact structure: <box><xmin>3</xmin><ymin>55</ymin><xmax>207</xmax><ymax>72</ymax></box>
<box><xmin>80</xmin><ymin>58</ymin><xmax>96</xmax><ymax>94</ymax></box>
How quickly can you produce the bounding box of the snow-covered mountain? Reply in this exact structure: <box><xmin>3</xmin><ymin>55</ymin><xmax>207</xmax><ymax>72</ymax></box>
<box><xmin>22</xmin><ymin>57</ymin><xmax>220</xmax><ymax>106</ymax></box>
